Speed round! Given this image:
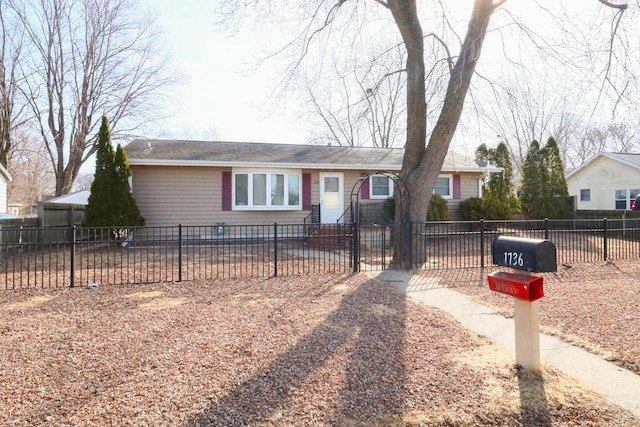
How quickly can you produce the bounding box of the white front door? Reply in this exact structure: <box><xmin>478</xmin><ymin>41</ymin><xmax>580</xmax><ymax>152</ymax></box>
<box><xmin>319</xmin><ymin>172</ymin><xmax>344</xmax><ymax>223</ymax></box>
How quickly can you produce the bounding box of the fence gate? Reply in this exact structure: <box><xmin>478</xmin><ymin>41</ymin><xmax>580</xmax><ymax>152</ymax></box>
<box><xmin>349</xmin><ymin>171</ymin><xmax>410</xmax><ymax>272</ymax></box>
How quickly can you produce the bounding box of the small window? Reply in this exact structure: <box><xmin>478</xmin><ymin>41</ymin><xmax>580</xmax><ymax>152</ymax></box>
<box><xmin>615</xmin><ymin>189</ymin><xmax>627</xmax><ymax>210</ymax></box>
<box><xmin>370</xmin><ymin>175</ymin><xmax>393</xmax><ymax>199</ymax></box>
<box><xmin>288</xmin><ymin>175</ymin><xmax>300</xmax><ymax>206</ymax></box>
<box><xmin>580</xmin><ymin>189</ymin><xmax>590</xmax><ymax>202</ymax></box>
<box><xmin>235</xmin><ymin>174</ymin><xmax>249</xmax><ymax>206</ymax></box>
<box><xmin>434</xmin><ymin>175</ymin><xmax>452</xmax><ymax>199</ymax></box>
<box><xmin>253</xmin><ymin>174</ymin><xmax>267</xmax><ymax>206</ymax></box>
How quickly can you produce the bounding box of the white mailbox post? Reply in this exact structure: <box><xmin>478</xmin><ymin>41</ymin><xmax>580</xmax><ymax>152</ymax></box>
<box><xmin>488</xmin><ymin>236</ymin><xmax>557</xmax><ymax>371</ymax></box>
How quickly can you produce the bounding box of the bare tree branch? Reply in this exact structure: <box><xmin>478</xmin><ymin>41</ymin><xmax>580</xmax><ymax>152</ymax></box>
<box><xmin>9</xmin><ymin>0</ymin><xmax>179</xmax><ymax>195</ymax></box>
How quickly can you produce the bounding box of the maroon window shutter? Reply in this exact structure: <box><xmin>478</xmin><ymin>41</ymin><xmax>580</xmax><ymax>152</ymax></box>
<box><xmin>302</xmin><ymin>173</ymin><xmax>312</xmax><ymax>210</ymax></box>
<box><xmin>222</xmin><ymin>171</ymin><xmax>232</xmax><ymax>211</ymax></box>
<box><xmin>361</xmin><ymin>173</ymin><xmax>370</xmax><ymax>199</ymax></box>
<box><xmin>453</xmin><ymin>174</ymin><xmax>461</xmax><ymax>199</ymax></box>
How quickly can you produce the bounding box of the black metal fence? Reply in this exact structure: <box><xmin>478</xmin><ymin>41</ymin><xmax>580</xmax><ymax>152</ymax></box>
<box><xmin>0</xmin><ymin>223</ymin><xmax>352</xmax><ymax>289</ymax></box>
<box><xmin>3</xmin><ymin>218</ymin><xmax>640</xmax><ymax>289</ymax></box>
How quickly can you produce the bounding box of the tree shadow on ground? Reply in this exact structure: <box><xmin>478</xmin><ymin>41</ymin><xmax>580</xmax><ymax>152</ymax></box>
<box><xmin>517</xmin><ymin>367</ymin><xmax>551</xmax><ymax>427</ymax></box>
<box><xmin>187</xmin><ymin>278</ymin><xmax>407</xmax><ymax>426</ymax></box>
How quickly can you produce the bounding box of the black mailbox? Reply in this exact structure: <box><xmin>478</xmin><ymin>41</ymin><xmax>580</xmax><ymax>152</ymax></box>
<box><xmin>492</xmin><ymin>236</ymin><xmax>557</xmax><ymax>273</ymax></box>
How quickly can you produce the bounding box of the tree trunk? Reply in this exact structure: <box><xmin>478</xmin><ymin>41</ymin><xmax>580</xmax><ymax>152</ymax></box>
<box><xmin>390</xmin><ymin>0</ymin><xmax>498</xmax><ymax>269</ymax></box>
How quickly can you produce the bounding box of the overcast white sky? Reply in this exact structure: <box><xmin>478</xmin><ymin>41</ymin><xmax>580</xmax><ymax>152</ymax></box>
<box><xmin>132</xmin><ymin>0</ymin><xmax>638</xmax><ymax>153</ymax></box>
<box><xmin>138</xmin><ymin>0</ymin><xmax>310</xmax><ymax>144</ymax></box>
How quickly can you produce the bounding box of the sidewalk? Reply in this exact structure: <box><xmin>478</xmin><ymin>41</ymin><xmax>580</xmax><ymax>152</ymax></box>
<box><xmin>368</xmin><ymin>269</ymin><xmax>640</xmax><ymax>418</ymax></box>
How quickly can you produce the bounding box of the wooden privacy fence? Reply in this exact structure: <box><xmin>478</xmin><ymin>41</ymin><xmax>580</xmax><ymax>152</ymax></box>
<box><xmin>38</xmin><ymin>202</ymin><xmax>85</xmax><ymax>228</ymax></box>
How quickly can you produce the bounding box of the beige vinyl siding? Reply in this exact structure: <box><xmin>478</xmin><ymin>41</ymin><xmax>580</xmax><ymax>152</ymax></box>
<box><xmin>133</xmin><ymin>165</ymin><xmax>311</xmax><ymax>226</ymax></box>
<box><xmin>132</xmin><ymin>165</ymin><xmax>218</xmax><ymax>226</ymax></box>
<box><xmin>132</xmin><ymin>165</ymin><xmax>482</xmax><ymax>226</ymax></box>
<box><xmin>343</xmin><ymin>171</ymin><xmax>481</xmax><ymax>220</ymax></box>
<box><xmin>567</xmin><ymin>156</ymin><xmax>640</xmax><ymax>210</ymax></box>
<box><xmin>448</xmin><ymin>173</ymin><xmax>482</xmax><ymax>219</ymax></box>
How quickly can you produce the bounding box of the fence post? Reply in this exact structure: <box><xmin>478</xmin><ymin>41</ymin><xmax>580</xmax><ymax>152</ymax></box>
<box><xmin>381</xmin><ymin>226</ymin><xmax>386</xmax><ymax>271</ymax></box>
<box><xmin>603</xmin><ymin>218</ymin><xmax>608</xmax><ymax>261</ymax></box>
<box><xmin>177</xmin><ymin>224</ymin><xmax>182</xmax><ymax>282</ymax></box>
<box><xmin>544</xmin><ymin>218</ymin><xmax>549</xmax><ymax>240</ymax></box>
<box><xmin>480</xmin><ymin>219</ymin><xmax>485</xmax><ymax>268</ymax></box>
<box><xmin>70</xmin><ymin>225</ymin><xmax>76</xmax><ymax>288</ymax></box>
<box><xmin>273</xmin><ymin>223</ymin><xmax>278</xmax><ymax>277</ymax></box>
<box><xmin>352</xmin><ymin>221</ymin><xmax>359</xmax><ymax>273</ymax></box>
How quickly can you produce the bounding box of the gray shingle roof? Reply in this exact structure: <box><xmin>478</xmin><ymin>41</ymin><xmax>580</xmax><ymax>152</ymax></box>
<box><xmin>124</xmin><ymin>139</ymin><xmax>490</xmax><ymax>172</ymax></box>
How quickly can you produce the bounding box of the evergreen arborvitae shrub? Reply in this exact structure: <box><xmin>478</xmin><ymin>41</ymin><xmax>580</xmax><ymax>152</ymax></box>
<box><xmin>114</xmin><ymin>144</ymin><xmax>144</xmax><ymax>226</ymax></box>
<box><xmin>383</xmin><ymin>196</ymin><xmax>395</xmax><ymax>223</ymax></box>
<box><xmin>520</xmin><ymin>140</ymin><xmax>547</xmax><ymax>219</ymax></box>
<box><xmin>543</xmin><ymin>137</ymin><xmax>572</xmax><ymax>218</ymax></box>
<box><xmin>85</xmin><ymin>116</ymin><xmax>116</xmax><ymax>227</ymax></box>
<box><xmin>85</xmin><ymin>115</ymin><xmax>144</xmax><ymax>232</ymax></box>
<box><xmin>519</xmin><ymin>137</ymin><xmax>572</xmax><ymax>219</ymax></box>
<box><xmin>475</xmin><ymin>141</ymin><xmax>518</xmax><ymax>218</ymax></box>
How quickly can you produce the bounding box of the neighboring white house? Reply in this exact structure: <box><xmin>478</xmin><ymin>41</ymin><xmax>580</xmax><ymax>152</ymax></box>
<box><xmin>566</xmin><ymin>152</ymin><xmax>640</xmax><ymax>210</ymax></box>
<box><xmin>46</xmin><ymin>190</ymin><xmax>91</xmax><ymax>205</ymax></box>
<box><xmin>124</xmin><ymin>140</ymin><xmax>500</xmax><ymax>226</ymax></box>
<box><xmin>0</xmin><ymin>163</ymin><xmax>12</xmax><ymax>214</ymax></box>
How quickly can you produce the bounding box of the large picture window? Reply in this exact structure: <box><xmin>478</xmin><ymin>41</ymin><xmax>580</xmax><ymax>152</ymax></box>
<box><xmin>433</xmin><ymin>175</ymin><xmax>452</xmax><ymax>199</ymax></box>
<box><xmin>233</xmin><ymin>169</ymin><xmax>302</xmax><ymax>210</ymax></box>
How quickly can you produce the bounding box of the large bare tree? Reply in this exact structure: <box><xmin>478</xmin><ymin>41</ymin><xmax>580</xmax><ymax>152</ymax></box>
<box><xmin>217</xmin><ymin>0</ymin><xmax>633</xmax><ymax>268</ymax></box>
<box><xmin>9</xmin><ymin>0</ymin><xmax>178</xmax><ymax>196</ymax></box>
<box><xmin>478</xmin><ymin>70</ymin><xmax>584</xmax><ymax>171</ymax></box>
<box><xmin>0</xmin><ymin>0</ymin><xmax>26</xmax><ymax>168</ymax></box>
<box><xmin>6</xmin><ymin>131</ymin><xmax>54</xmax><ymax>215</ymax></box>
<box><xmin>303</xmin><ymin>45</ymin><xmax>409</xmax><ymax>148</ymax></box>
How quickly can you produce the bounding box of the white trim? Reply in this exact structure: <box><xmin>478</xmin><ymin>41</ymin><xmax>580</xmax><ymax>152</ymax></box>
<box><xmin>434</xmin><ymin>174</ymin><xmax>453</xmax><ymax>199</ymax></box>
<box><xmin>129</xmin><ymin>158</ymin><xmax>402</xmax><ymax>171</ymax></box>
<box><xmin>128</xmin><ymin>158</ymin><xmax>492</xmax><ymax>173</ymax></box>
<box><xmin>232</xmin><ymin>168</ymin><xmax>302</xmax><ymax>211</ymax></box>
<box><xmin>369</xmin><ymin>174</ymin><xmax>394</xmax><ymax>199</ymax></box>
<box><xmin>566</xmin><ymin>152</ymin><xmax>640</xmax><ymax>180</ymax></box>
<box><xmin>319</xmin><ymin>172</ymin><xmax>344</xmax><ymax>223</ymax></box>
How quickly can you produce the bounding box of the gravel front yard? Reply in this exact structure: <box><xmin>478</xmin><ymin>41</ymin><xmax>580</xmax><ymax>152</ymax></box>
<box><xmin>1</xmin><ymin>269</ymin><xmax>639</xmax><ymax>426</ymax></box>
<box><xmin>428</xmin><ymin>260</ymin><xmax>640</xmax><ymax>375</ymax></box>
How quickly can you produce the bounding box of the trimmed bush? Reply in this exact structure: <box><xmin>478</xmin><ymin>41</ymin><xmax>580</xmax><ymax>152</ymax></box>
<box><xmin>459</xmin><ymin>197</ymin><xmax>515</xmax><ymax>221</ymax></box>
<box><xmin>427</xmin><ymin>194</ymin><xmax>449</xmax><ymax>221</ymax></box>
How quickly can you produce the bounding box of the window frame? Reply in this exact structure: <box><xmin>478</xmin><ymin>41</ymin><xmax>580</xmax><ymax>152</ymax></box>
<box><xmin>580</xmin><ymin>189</ymin><xmax>590</xmax><ymax>202</ymax></box>
<box><xmin>615</xmin><ymin>189</ymin><xmax>627</xmax><ymax>210</ymax></box>
<box><xmin>369</xmin><ymin>174</ymin><xmax>394</xmax><ymax>199</ymax></box>
<box><xmin>232</xmin><ymin>168</ymin><xmax>302</xmax><ymax>211</ymax></box>
<box><xmin>433</xmin><ymin>174</ymin><xmax>453</xmax><ymax>199</ymax></box>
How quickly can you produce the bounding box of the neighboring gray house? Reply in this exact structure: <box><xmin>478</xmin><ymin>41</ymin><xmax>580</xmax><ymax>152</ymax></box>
<box><xmin>124</xmin><ymin>140</ymin><xmax>497</xmax><ymax>226</ymax></box>
<box><xmin>566</xmin><ymin>152</ymin><xmax>640</xmax><ymax>211</ymax></box>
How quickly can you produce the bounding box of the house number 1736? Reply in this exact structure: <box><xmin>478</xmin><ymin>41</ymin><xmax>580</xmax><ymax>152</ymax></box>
<box><xmin>503</xmin><ymin>251</ymin><xmax>524</xmax><ymax>267</ymax></box>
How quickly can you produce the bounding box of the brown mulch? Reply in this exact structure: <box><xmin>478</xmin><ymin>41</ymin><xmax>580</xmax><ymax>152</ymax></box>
<box><xmin>420</xmin><ymin>260</ymin><xmax>640</xmax><ymax>375</ymax></box>
<box><xmin>1</xmin><ymin>272</ymin><xmax>639</xmax><ymax>426</ymax></box>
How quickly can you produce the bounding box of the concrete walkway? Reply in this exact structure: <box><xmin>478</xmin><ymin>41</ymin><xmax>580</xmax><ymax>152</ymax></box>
<box><xmin>367</xmin><ymin>269</ymin><xmax>640</xmax><ymax>418</ymax></box>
